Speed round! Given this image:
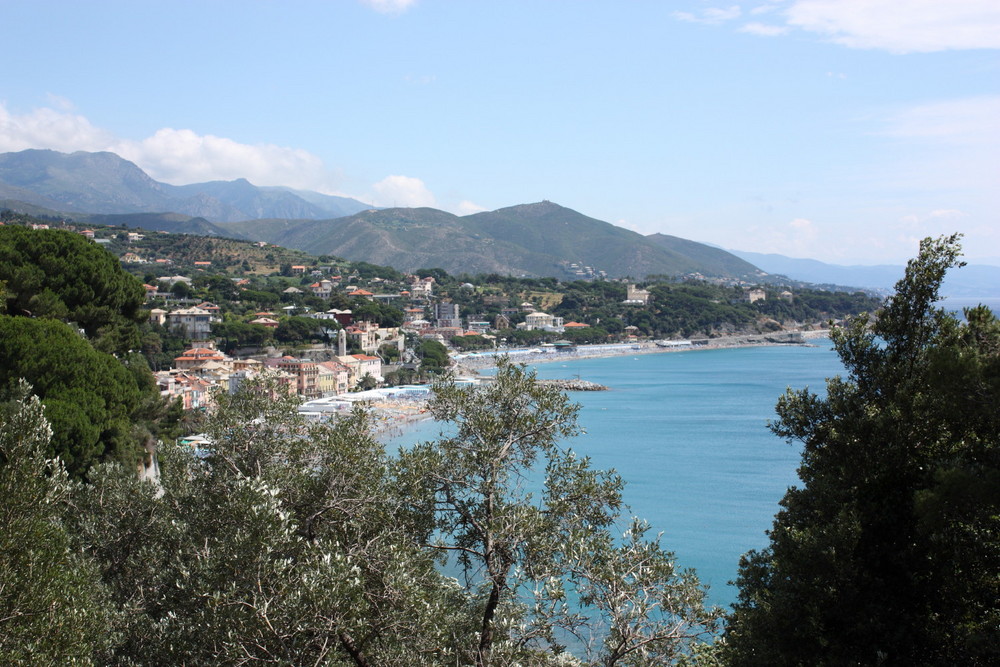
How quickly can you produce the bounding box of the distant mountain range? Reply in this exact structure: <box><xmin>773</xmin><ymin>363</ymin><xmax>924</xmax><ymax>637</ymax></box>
<box><xmin>0</xmin><ymin>149</ymin><xmax>372</xmax><ymax>222</ymax></box>
<box><xmin>0</xmin><ymin>149</ymin><xmax>768</xmax><ymax>281</ymax></box>
<box><xmin>731</xmin><ymin>250</ymin><xmax>1000</xmax><ymax>299</ymax></box>
<box><xmin>1</xmin><ymin>148</ymin><xmax>995</xmax><ymax>297</ymax></box>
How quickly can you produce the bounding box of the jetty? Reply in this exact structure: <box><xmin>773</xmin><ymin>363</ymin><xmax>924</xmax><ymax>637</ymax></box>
<box><xmin>538</xmin><ymin>378</ymin><xmax>608</xmax><ymax>391</ymax></box>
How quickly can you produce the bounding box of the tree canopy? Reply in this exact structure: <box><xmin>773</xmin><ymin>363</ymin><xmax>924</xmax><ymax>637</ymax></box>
<box><xmin>0</xmin><ymin>316</ymin><xmax>143</xmax><ymax>475</ymax></box>
<box><xmin>724</xmin><ymin>235</ymin><xmax>1000</xmax><ymax>665</ymax></box>
<box><xmin>0</xmin><ymin>226</ymin><xmax>145</xmax><ymax>353</ymax></box>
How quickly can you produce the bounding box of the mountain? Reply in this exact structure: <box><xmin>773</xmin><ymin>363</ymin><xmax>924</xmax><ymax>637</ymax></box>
<box><xmin>0</xmin><ymin>149</ymin><xmax>372</xmax><ymax>222</ymax></box>
<box><xmin>646</xmin><ymin>233</ymin><xmax>762</xmax><ymax>277</ymax></box>
<box><xmin>217</xmin><ymin>202</ymin><xmax>765</xmax><ymax>280</ymax></box>
<box><xmin>81</xmin><ymin>212</ymin><xmax>234</xmax><ymax>237</ymax></box>
<box><xmin>0</xmin><ymin>149</ymin><xmax>766</xmax><ymax>280</ymax></box>
<box><xmin>731</xmin><ymin>249</ymin><xmax>1000</xmax><ymax>299</ymax></box>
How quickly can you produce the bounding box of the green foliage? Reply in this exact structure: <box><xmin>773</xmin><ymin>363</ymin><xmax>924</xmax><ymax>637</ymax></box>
<box><xmin>351</xmin><ymin>298</ymin><xmax>404</xmax><ymax>327</ymax></box>
<box><xmin>417</xmin><ymin>338</ymin><xmax>450</xmax><ymax>372</ymax></box>
<box><xmin>398</xmin><ymin>359</ymin><xmax>721</xmax><ymax>666</ymax></box>
<box><xmin>67</xmin><ymin>377</ymin><xmax>469</xmax><ymax>666</ymax></box>
<box><xmin>725</xmin><ymin>235</ymin><xmax>1000</xmax><ymax>665</ymax></box>
<box><xmin>0</xmin><ymin>316</ymin><xmax>143</xmax><ymax>475</ymax></box>
<box><xmin>0</xmin><ymin>382</ymin><xmax>115</xmax><ymax>665</ymax></box>
<box><xmin>2</xmin><ymin>358</ymin><xmax>721</xmax><ymax>664</ymax></box>
<box><xmin>210</xmin><ymin>318</ymin><xmax>273</xmax><ymax>352</ymax></box>
<box><xmin>450</xmin><ymin>334</ymin><xmax>493</xmax><ymax>351</ymax></box>
<box><xmin>0</xmin><ymin>226</ymin><xmax>145</xmax><ymax>352</ymax></box>
<box><xmin>273</xmin><ymin>315</ymin><xmax>326</xmax><ymax>344</ymax></box>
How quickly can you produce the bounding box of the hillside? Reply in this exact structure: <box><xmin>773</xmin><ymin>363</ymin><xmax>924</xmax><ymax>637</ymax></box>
<box><xmin>220</xmin><ymin>202</ymin><xmax>765</xmax><ymax>280</ymax></box>
<box><xmin>0</xmin><ymin>149</ymin><xmax>766</xmax><ymax>280</ymax></box>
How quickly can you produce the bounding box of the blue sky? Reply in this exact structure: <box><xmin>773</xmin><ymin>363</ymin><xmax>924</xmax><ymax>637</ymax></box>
<box><xmin>1</xmin><ymin>1</ymin><xmax>997</xmax><ymax>265</ymax></box>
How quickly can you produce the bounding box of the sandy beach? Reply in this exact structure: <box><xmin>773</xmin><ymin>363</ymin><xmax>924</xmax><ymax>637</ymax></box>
<box><xmin>340</xmin><ymin>329</ymin><xmax>831</xmax><ymax>437</ymax></box>
<box><xmin>451</xmin><ymin>329</ymin><xmax>829</xmax><ymax>375</ymax></box>
<box><xmin>324</xmin><ymin>329</ymin><xmax>830</xmax><ymax>437</ymax></box>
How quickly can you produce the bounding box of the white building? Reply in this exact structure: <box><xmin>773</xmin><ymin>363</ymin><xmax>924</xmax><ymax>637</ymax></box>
<box><xmin>517</xmin><ymin>312</ymin><xmax>565</xmax><ymax>333</ymax></box>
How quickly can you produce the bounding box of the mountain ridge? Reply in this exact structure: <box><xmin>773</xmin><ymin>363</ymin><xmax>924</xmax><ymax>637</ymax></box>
<box><xmin>0</xmin><ymin>149</ymin><xmax>373</xmax><ymax>223</ymax></box>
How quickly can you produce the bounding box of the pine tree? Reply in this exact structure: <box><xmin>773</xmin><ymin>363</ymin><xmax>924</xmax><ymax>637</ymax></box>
<box><xmin>725</xmin><ymin>235</ymin><xmax>1000</xmax><ymax>665</ymax></box>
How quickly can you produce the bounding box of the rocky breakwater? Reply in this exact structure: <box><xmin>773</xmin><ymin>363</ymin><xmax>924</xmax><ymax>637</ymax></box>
<box><xmin>538</xmin><ymin>378</ymin><xmax>608</xmax><ymax>391</ymax></box>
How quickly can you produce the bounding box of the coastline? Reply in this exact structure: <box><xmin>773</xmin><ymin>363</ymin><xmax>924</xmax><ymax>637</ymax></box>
<box><xmin>451</xmin><ymin>329</ymin><xmax>830</xmax><ymax>375</ymax></box>
<box><xmin>353</xmin><ymin>329</ymin><xmax>831</xmax><ymax>439</ymax></box>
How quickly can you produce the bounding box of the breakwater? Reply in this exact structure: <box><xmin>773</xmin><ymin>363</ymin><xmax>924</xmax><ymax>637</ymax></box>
<box><xmin>538</xmin><ymin>378</ymin><xmax>608</xmax><ymax>391</ymax></box>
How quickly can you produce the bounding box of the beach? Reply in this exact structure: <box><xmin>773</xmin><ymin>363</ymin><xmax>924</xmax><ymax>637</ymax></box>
<box><xmin>357</xmin><ymin>329</ymin><xmax>830</xmax><ymax>434</ymax></box>
<box><xmin>451</xmin><ymin>329</ymin><xmax>829</xmax><ymax>375</ymax></box>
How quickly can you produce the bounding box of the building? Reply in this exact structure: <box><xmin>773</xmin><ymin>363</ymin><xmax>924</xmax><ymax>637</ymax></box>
<box><xmin>166</xmin><ymin>306</ymin><xmax>217</xmax><ymax>338</ymax></box>
<box><xmin>317</xmin><ymin>360</ymin><xmax>351</xmax><ymax>396</ymax></box>
<box><xmin>336</xmin><ymin>354</ymin><xmax>383</xmax><ymax>389</ymax></box>
<box><xmin>345</xmin><ymin>321</ymin><xmax>380</xmax><ymax>354</ymax></box>
<box><xmin>434</xmin><ymin>302</ymin><xmax>461</xmax><ymax>328</ymax></box>
<box><xmin>518</xmin><ymin>312</ymin><xmax>565</xmax><ymax>332</ymax></box>
<box><xmin>149</xmin><ymin>308</ymin><xmax>168</xmax><ymax>326</ymax></box>
<box><xmin>264</xmin><ymin>357</ymin><xmax>320</xmax><ymax>398</ymax></box>
<box><xmin>745</xmin><ymin>288</ymin><xmax>767</xmax><ymax>303</ymax></box>
<box><xmin>409</xmin><ymin>277</ymin><xmax>434</xmax><ymax>299</ymax></box>
<box><xmin>310</xmin><ymin>280</ymin><xmax>334</xmax><ymax>299</ymax></box>
<box><xmin>624</xmin><ymin>284</ymin><xmax>651</xmax><ymax>305</ymax></box>
<box><xmin>174</xmin><ymin>346</ymin><xmax>231</xmax><ymax>371</ymax></box>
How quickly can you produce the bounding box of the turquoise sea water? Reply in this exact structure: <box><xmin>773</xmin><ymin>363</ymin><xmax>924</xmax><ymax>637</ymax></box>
<box><xmin>389</xmin><ymin>340</ymin><xmax>845</xmax><ymax>608</ymax></box>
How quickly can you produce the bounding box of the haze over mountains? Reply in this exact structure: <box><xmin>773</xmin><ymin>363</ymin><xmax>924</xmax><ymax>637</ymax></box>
<box><xmin>1</xmin><ymin>149</ymin><xmax>996</xmax><ymax>296</ymax></box>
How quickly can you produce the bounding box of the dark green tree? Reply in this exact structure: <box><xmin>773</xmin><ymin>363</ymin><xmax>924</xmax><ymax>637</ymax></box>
<box><xmin>0</xmin><ymin>226</ymin><xmax>145</xmax><ymax>353</ymax></box>
<box><xmin>0</xmin><ymin>316</ymin><xmax>143</xmax><ymax>475</ymax></box>
<box><xmin>725</xmin><ymin>235</ymin><xmax>1000</xmax><ymax>665</ymax></box>
<box><xmin>416</xmin><ymin>338</ymin><xmax>450</xmax><ymax>372</ymax></box>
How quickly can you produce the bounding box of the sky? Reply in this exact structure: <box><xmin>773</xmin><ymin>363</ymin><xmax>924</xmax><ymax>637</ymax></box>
<box><xmin>1</xmin><ymin>0</ymin><xmax>998</xmax><ymax>265</ymax></box>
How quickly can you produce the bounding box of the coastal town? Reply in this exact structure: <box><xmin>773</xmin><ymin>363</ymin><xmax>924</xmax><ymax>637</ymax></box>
<box><xmin>1</xmin><ymin>216</ymin><xmax>848</xmax><ymax>452</ymax></box>
<box><xmin>141</xmin><ymin>265</ymin><xmax>829</xmax><ymax>415</ymax></box>
<box><xmin>7</xmin><ymin>215</ymin><xmax>871</xmax><ymax>428</ymax></box>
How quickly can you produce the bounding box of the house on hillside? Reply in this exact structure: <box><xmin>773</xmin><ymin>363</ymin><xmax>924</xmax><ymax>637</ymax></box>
<box><xmin>624</xmin><ymin>284</ymin><xmax>651</xmax><ymax>305</ymax></box>
<box><xmin>166</xmin><ymin>306</ymin><xmax>217</xmax><ymax>338</ymax></box>
<box><xmin>310</xmin><ymin>280</ymin><xmax>334</xmax><ymax>299</ymax></box>
<box><xmin>518</xmin><ymin>312</ymin><xmax>564</xmax><ymax>333</ymax></box>
<box><xmin>264</xmin><ymin>357</ymin><xmax>320</xmax><ymax>398</ymax></box>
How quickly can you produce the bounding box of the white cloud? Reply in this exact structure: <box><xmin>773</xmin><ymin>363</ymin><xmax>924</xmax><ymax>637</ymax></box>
<box><xmin>673</xmin><ymin>5</ymin><xmax>741</xmax><ymax>25</ymax></box>
<box><xmin>0</xmin><ymin>103</ymin><xmax>115</xmax><ymax>153</ymax></box>
<box><xmin>882</xmin><ymin>95</ymin><xmax>1000</xmax><ymax>147</ymax></box>
<box><xmin>370</xmin><ymin>175</ymin><xmax>437</xmax><ymax>208</ymax></box>
<box><xmin>739</xmin><ymin>22</ymin><xmax>790</xmax><ymax>37</ymax></box>
<box><xmin>784</xmin><ymin>0</ymin><xmax>1000</xmax><ymax>53</ymax></box>
<box><xmin>455</xmin><ymin>200</ymin><xmax>488</xmax><ymax>216</ymax></box>
<box><xmin>750</xmin><ymin>3</ymin><xmax>782</xmax><ymax>16</ymax></box>
<box><xmin>360</xmin><ymin>0</ymin><xmax>416</xmax><ymax>16</ymax></box>
<box><xmin>0</xmin><ymin>103</ymin><xmax>340</xmax><ymax>192</ymax></box>
<box><xmin>113</xmin><ymin>128</ymin><xmax>328</xmax><ymax>189</ymax></box>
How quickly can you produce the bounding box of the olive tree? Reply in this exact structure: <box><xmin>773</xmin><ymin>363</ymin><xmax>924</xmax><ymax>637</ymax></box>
<box><xmin>398</xmin><ymin>358</ymin><xmax>721</xmax><ymax>667</ymax></box>
<box><xmin>0</xmin><ymin>382</ymin><xmax>114</xmax><ymax>666</ymax></box>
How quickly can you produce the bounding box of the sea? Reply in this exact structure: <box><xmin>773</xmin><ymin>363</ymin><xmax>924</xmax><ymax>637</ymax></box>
<box><xmin>388</xmin><ymin>340</ymin><xmax>843</xmax><ymax>609</ymax></box>
<box><xmin>386</xmin><ymin>297</ymin><xmax>999</xmax><ymax>610</ymax></box>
